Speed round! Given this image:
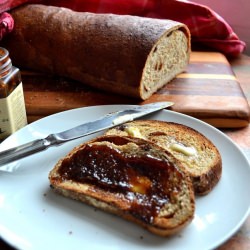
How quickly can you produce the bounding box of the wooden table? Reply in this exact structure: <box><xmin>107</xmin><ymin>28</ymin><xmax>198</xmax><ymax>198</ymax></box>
<box><xmin>217</xmin><ymin>54</ymin><xmax>250</xmax><ymax>250</ymax></box>
<box><xmin>0</xmin><ymin>53</ymin><xmax>250</xmax><ymax>250</ymax></box>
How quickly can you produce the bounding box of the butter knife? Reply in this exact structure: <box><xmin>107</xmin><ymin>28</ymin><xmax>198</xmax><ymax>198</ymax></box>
<box><xmin>0</xmin><ymin>102</ymin><xmax>173</xmax><ymax>166</ymax></box>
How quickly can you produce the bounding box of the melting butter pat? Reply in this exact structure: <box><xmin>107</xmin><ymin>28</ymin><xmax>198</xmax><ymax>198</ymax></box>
<box><xmin>112</xmin><ymin>114</ymin><xmax>134</xmax><ymax>125</ymax></box>
<box><xmin>130</xmin><ymin>176</ymin><xmax>151</xmax><ymax>194</ymax></box>
<box><xmin>170</xmin><ymin>143</ymin><xmax>197</xmax><ymax>156</ymax></box>
<box><xmin>125</xmin><ymin>126</ymin><xmax>144</xmax><ymax>139</ymax></box>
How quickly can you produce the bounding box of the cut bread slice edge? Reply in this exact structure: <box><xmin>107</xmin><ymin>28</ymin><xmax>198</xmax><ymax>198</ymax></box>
<box><xmin>140</xmin><ymin>27</ymin><xmax>190</xmax><ymax>100</ymax></box>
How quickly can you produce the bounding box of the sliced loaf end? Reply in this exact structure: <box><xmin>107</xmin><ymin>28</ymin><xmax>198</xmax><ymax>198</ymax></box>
<box><xmin>140</xmin><ymin>26</ymin><xmax>190</xmax><ymax>100</ymax></box>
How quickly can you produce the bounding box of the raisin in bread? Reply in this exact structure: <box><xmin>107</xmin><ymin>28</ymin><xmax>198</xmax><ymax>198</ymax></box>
<box><xmin>49</xmin><ymin>135</ymin><xmax>195</xmax><ymax>236</ymax></box>
<box><xmin>106</xmin><ymin>120</ymin><xmax>222</xmax><ymax>195</ymax></box>
<box><xmin>1</xmin><ymin>4</ymin><xmax>190</xmax><ymax>100</ymax></box>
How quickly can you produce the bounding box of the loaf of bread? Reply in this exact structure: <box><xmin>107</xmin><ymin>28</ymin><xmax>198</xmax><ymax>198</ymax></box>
<box><xmin>2</xmin><ymin>4</ymin><xmax>190</xmax><ymax>100</ymax></box>
<box><xmin>49</xmin><ymin>135</ymin><xmax>195</xmax><ymax>236</ymax></box>
<box><xmin>106</xmin><ymin>120</ymin><xmax>222</xmax><ymax>195</ymax></box>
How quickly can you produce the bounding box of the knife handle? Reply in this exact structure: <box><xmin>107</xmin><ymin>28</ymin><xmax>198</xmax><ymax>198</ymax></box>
<box><xmin>0</xmin><ymin>135</ymin><xmax>56</xmax><ymax>166</ymax></box>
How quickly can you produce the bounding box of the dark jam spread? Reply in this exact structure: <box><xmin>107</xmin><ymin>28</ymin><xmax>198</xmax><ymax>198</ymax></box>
<box><xmin>58</xmin><ymin>142</ymin><xmax>182</xmax><ymax>224</ymax></box>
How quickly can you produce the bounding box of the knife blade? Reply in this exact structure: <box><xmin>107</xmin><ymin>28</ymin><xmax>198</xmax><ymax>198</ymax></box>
<box><xmin>0</xmin><ymin>102</ymin><xmax>173</xmax><ymax>166</ymax></box>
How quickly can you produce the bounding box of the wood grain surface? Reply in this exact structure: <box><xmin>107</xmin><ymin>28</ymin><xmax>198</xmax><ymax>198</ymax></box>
<box><xmin>22</xmin><ymin>51</ymin><xmax>250</xmax><ymax>128</ymax></box>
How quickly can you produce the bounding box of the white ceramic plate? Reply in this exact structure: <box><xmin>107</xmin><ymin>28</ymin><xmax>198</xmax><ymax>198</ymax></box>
<box><xmin>0</xmin><ymin>105</ymin><xmax>250</xmax><ymax>250</ymax></box>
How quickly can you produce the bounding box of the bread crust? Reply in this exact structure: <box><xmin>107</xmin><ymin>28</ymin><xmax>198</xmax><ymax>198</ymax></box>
<box><xmin>49</xmin><ymin>135</ymin><xmax>195</xmax><ymax>236</ymax></box>
<box><xmin>106</xmin><ymin>120</ymin><xmax>222</xmax><ymax>195</ymax></box>
<box><xmin>1</xmin><ymin>4</ymin><xmax>190</xmax><ymax>99</ymax></box>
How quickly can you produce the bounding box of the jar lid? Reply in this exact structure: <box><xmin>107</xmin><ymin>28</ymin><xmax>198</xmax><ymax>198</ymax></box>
<box><xmin>0</xmin><ymin>47</ymin><xmax>11</xmax><ymax>74</ymax></box>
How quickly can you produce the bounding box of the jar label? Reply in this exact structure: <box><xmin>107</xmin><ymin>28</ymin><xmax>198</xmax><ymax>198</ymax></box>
<box><xmin>0</xmin><ymin>82</ymin><xmax>27</xmax><ymax>140</ymax></box>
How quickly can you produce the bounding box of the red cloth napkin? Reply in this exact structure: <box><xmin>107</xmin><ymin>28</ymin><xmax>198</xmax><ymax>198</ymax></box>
<box><xmin>0</xmin><ymin>0</ymin><xmax>246</xmax><ymax>57</ymax></box>
<box><xmin>0</xmin><ymin>12</ymin><xmax>14</xmax><ymax>40</ymax></box>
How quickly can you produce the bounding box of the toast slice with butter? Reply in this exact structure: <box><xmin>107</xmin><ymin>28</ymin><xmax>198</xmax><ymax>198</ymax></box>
<box><xmin>106</xmin><ymin>120</ymin><xmax>222</xmax><ymax>195</ymax></box>
<box><xmin>49</xmin><ymin>135</ymin><xmax>195</xmax><ymax>236</ymax></box>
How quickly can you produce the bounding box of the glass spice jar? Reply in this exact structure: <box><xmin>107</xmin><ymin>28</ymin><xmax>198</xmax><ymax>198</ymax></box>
<box><xmin>0</xmin><ymin>47</ymin><xmax>27</xmax><ymax>140</ymax></box>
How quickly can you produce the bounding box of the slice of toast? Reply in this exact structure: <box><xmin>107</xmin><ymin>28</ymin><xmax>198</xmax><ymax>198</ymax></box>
<box><xmin>49</xmin><ymin>135</ymin><xmax>195</xmax><ymax>236</ymax></box>
<box><xmin>106</xmin><ymin>120</ymin><xmax>222</xmax><ymax>195</ymax></box>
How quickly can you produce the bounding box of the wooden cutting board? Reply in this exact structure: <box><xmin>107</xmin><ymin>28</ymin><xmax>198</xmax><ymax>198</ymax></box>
<box><xmin>22</xmin><ymin>51</ymin><xmax>250</xmax><ymax>128</ymax></box>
